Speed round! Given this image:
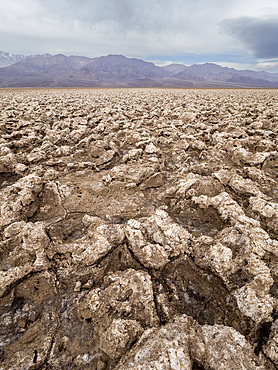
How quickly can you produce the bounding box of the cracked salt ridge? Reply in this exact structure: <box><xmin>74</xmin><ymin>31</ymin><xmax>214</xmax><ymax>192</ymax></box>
<box><xmin>0</xmin><ymin>88</ymin><xmax>277</xmax><ymax>369</ymax></box>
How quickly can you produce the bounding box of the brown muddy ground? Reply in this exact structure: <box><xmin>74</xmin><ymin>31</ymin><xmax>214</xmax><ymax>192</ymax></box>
<box><xmin>0</xmin><ymin>88</ymin><xmax>277</xmax><ymax>369</ymax></box>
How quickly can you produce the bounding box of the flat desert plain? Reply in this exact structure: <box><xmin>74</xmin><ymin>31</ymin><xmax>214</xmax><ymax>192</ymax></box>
<box><xmin>0</xmin><ymin>88</ymin><xmax>277</xmax><ymax>369</ymax></box>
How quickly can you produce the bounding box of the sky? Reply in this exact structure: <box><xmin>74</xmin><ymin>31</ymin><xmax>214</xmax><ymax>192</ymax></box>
<box><xmin>1</xmin><ymin>0</ymin><xmax>278</xmax><ymax>72</ymax></box>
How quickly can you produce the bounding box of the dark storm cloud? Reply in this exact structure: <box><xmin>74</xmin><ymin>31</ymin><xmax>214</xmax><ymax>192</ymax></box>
<box><xmin>221</xmin><ymin>16</ymin><xmax>278</xmax><ymax>58</ymax></box>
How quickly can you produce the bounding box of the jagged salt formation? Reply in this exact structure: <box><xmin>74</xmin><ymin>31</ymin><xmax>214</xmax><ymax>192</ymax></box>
<box><xmin>0</xmin><ymin>88</ymin><xmax>277</xmax><ymax>369</ymax></box>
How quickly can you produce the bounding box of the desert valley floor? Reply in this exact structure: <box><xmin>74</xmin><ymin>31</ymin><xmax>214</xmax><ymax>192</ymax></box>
<box><xmin>0</xmin><ymin>88</ymin><xmax>277</xmax><ymax>369</ymax></box>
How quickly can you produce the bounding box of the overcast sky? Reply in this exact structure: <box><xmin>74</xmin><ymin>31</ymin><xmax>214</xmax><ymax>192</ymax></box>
<box><xmin>1</xmin><ymin>0</ymin><xmax>278</xmax><ymax>72</ymax></box>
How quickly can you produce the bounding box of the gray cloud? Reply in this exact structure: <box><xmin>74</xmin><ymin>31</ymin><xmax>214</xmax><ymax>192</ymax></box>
<box><xmin>0</xmin><ymin>0</ymin><xmax>236</xmax><ymax>56</ymax></box>
<box><xmin>221</xmin><ymin>16</ymin><xmax>278</xmax><ymax>58</ymax></box>
<box><xmin>1</xmin><ymin>0</ymin><xmax>278</xmax><ymax>72</ymax></box>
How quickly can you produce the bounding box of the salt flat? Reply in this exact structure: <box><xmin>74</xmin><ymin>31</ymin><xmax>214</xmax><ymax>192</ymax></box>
<box><xmin>0</xmin><ymin>88</ymin><xmax>277</xmax><ymax>369</ymax></box>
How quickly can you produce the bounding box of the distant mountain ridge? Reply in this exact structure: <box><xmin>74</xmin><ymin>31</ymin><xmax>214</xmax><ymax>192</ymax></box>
<box><xmin>0</xmin><ymin>51</ymin><xmax>278</xmax><ymax>88</ymax></box>
<box><xmin>0</xmin><ymin>51</ymin><xmax>51</xmax><ymax>68</ymax></box>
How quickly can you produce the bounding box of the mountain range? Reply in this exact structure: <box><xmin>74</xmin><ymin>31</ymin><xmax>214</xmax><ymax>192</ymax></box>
<box><xmin>0</xmin><ymin>51</ymin><xmax>278</xmax><ymax>88</ymax></box>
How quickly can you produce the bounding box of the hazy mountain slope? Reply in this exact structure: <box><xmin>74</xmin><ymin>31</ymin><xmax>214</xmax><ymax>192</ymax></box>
<box><xmin>74</xmin><ymin>55</ymin><xmax>169</xmax><ymax>84</ymax></box>
<box><xmin>162</xmin><ymin>63</ymin><xmax>188</xmax><ymax>75</ymax></box>
<box><xmin>237</xmin><ymin>69</ymin><xmax>278</xmax><ymax>84</ymax></box>
<box><xmin>0</xmin><ymin>54</ymin><xmax>92</xmax><ymax>87</ymax></box>
<box><xmin>0</xmin><ymin>50</ymin><xmax>51</xmax><ymax>68</ymax></box>
<box><xmin>167</xmin><ymin>63</ymin><xmax>278</xmax><ymax>87</ymax></box>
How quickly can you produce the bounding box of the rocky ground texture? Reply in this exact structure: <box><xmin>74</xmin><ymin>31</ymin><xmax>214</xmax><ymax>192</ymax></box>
<box><xmin>0</xmin><ymin>88</ymin><xmax>277</xmax><ymax>369</ymax></box>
